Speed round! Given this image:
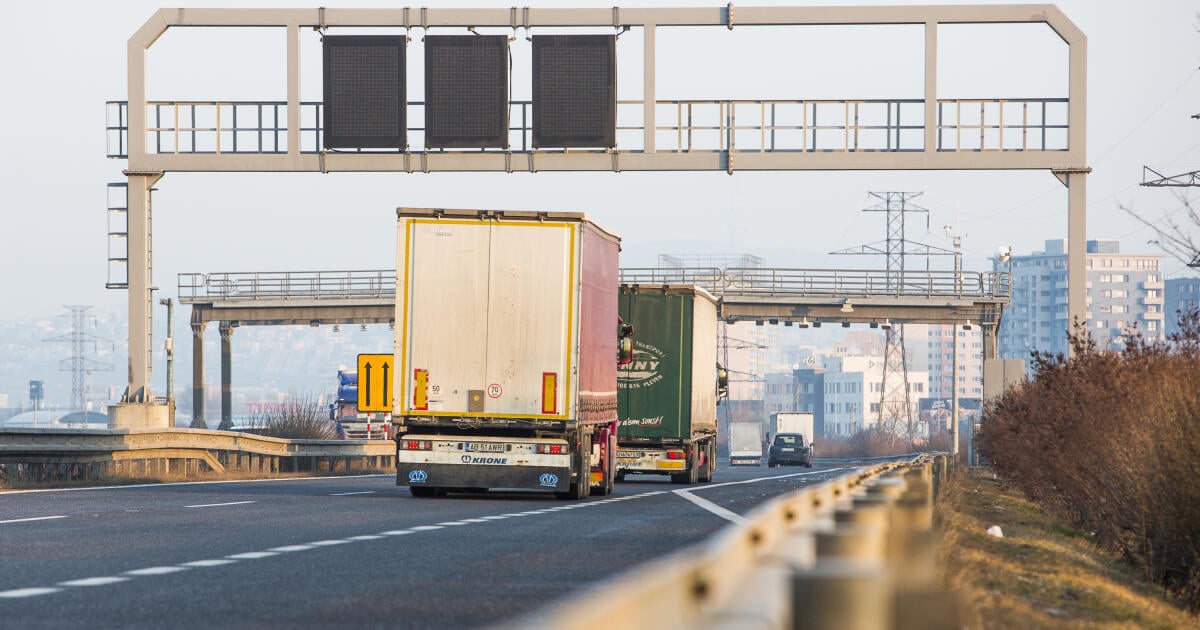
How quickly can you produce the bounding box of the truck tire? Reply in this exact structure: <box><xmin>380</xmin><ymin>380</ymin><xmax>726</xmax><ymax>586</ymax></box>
<box><xmin>556</xmin><ymin>432</ymin><xmax>590</xmax><ymax>500</ymax></box>
<box><xmin>590</xmin><ymin>432</ymin><xmax>615</xmax><ymax>496</ymax></box>
<box><xmin>410</xmin><ymin>486</ymin><xmax>441</xmax><ymax>498</ymax></box>
<box><xmin>671</xmin><ymin>449</ymin><xmax>699</xmax><ymax>484</ymax></box>
<box><xmin>697</xmin><ymin>440</ymin><xmax>714</xmax><ymax>483</ymax></box>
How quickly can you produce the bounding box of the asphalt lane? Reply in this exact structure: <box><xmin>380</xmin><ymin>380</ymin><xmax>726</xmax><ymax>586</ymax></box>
<box><xmin>0</xmin><ymin>462</ymin><xmax>850</xmax><ymax>628</ymax></box>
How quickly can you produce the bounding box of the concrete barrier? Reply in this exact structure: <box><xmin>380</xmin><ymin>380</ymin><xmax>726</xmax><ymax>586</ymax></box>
<box><xmin>507</xmin><ymin>456</ymin><xmax>959</xmax><ymax>630</ymax></box>
<box><xmin>0</xmin><ymin>428</ymin><xmax>394</xmax><ymax>484</ymax></box>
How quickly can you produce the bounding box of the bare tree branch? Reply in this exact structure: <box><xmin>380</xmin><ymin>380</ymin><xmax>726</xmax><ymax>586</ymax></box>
<box><xmin>1119</xmin><ymin>194</ymin><xmax>1200</xmax><ymax>267</ymax></box>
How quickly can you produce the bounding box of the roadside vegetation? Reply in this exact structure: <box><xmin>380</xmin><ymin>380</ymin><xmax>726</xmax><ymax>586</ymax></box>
<box><xmin>241</xmin><ymin>396</ymin><xmax>338</xmax><ymax>440</ymax></box>
<box><xmin>819</xmin><ymin>425</ymin><xmax>955</xmax><ymax>459</ymax></box>
<box><xmin>976</xmin><ymin>310</ymin><xmax>1200</xmax><ymax>615</ymax></box>
<box><xmin>937</xmin><ymin>466</ymin><xmax>1197</xmax><ymax>628</ymax></box>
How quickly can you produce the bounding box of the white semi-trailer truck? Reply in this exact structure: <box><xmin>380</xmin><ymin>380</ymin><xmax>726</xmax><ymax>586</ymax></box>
<box><xmin>391</xmin><ymin>208</ymin><xmax>630</xmax><ymax>499</ymax></box>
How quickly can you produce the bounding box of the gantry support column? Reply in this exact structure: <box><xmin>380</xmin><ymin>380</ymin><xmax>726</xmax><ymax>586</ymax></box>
<box><xmin>1052</xmin><ymin>167</ymin><xmax>1089</xmax><ymax>353</ymax></box>
<box><xmin>218</xmin><ymin>322</ymin><xmax>234</xmax><ymax>430</ymax></box>
<box><xmin>108</xmin><ymin>173</ymin><xmax>169</xmax><ymax>429</ymax></box>
<box><xmin>191</xmin><ymin>318</ymin><xmax>207</xmax><ymax>429</ymax></box>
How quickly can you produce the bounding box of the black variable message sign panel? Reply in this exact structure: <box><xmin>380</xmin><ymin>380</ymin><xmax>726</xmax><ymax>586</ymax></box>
<box><xmin>323</xmin><ymin>35</ymin><xmax>406</xmax><ymax>150</ymax></box>
<box><xmin>425</xmin><ymin>35</ymin><xmax>510</xmax><ymax>149</ymax></box>
<box><xmin>532</xmin><ymin>35</ymin><xmax>616</xmax><ymax>149</ymax></box>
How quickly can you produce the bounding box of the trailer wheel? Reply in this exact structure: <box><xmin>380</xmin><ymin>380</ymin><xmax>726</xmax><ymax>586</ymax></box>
<box><xmin>555</xmin><ymin>432</ymin><xmax>590</xmax><ymax>500</ymax></box>
<box><xmin>698</xmin><ymin>440</ymin><xmax>716</xmax><ymax>483</ymax></box>
<box><xmin>671</xmin><ymin>449</ymin><xmax>699</xmax><ymax>484</ymax></box>
<box><xmin>410</xmin><ymin>486</ymin><xmax>440</xmax><ymax>498</ymax></box>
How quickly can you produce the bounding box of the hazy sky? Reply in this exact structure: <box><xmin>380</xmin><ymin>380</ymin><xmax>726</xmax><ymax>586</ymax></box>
<box><xmin>2</xmin><ymin>0</ymin><xmax>1198</xmax><ymax>325</ymax></box>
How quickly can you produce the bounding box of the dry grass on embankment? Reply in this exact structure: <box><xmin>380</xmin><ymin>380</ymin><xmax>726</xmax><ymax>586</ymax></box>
<box><xmin>937</xmin><ymin>467</ymin><xmax>1197</xmax><ymax>629</ymax></box>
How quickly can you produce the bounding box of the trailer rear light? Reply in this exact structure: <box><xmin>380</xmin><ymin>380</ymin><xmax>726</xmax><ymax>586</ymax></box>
<box><xmin>400</xmin><ymin>439</ymin><xmax>431</xmax><ymax>451</ymax></box>
<box><xmin>666</xmin><ymin>451</ymin><xmax>685</xmax><ymax>460</ymax></box>
<box><xmin>536</xmin><ymin>444</ymin><xmax>566</xmax><ymax>455</ymax></box>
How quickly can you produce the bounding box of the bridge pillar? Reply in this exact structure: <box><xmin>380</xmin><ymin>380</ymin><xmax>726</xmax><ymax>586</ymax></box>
<box><xmin>190</xmin><ymin>319</ymin><xmax>207</xmax><ymax>428</ymax></box>
<box><xmin>219</xmin><ymin>321</ymin><xmax>234</xmax><ymax>430</ymax></box>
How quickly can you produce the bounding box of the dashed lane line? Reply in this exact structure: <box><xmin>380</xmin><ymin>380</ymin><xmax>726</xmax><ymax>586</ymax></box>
<box><xmin>0</xmin><ymin>588</ymin><xmax>62</xmax><ymax>599</ymax></box>
<box><xmin>330</xmin><ymin>491</ymin><xmax>376</xmax><ymax>496</ymax></box>
<box><xmin>0</xmin><ymin>515</ymin><xmax>68</xmax><ymax>525</ymax></box>
<box><xmin>124</xmin><ymin>567</ymin><xmax>189</xmax><ymax>576</ymax></box>
<box><xmin>58</xmin><ymin>577</ymin><xmax>129</xmax><ymax>587</ymax></box>
<box><xmin>184</xmin><ymin>501</ymin><xmax>256</xmax><ymax>509</ymax></box>
<box><xmin>0</xmin><ymin>488</ymin><xmax>667</xmax><ymax>600</ymax></box>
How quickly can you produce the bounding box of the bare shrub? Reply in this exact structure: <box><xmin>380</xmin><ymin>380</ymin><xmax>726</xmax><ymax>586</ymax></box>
<box><xmin>978</xmin><ymin>309</ymin><xmax>1200</xmax><ymax>613</ymax></box>
<box><xmin>244</xmin><ymin>396</ymin><xmax>337</xmax><ymax>440</ymax></box>
<box><xmin>819</xmin><ymin>426</ymin><xmax>925</xmax><ymax>458</ymax></box>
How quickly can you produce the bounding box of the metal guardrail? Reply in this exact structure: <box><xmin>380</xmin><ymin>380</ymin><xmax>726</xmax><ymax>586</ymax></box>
<box><xmin>508</xmin><ymin>454</ymin><xmax>954</xmax><ymax>630</ymax></box>
<box><xmin>0</xmin><ymin>428</ymin><xmax>395</xmax><ymax>482</ymax></box>
<box><xmin>177</xmin><ymin>268</ymin><xmax>1009</xmax><ymax>304</ymax></box>
<box><xmin>106</xmin><ymin>98</ymin><xmax>1069</xmax><ymax>159</ymax></box>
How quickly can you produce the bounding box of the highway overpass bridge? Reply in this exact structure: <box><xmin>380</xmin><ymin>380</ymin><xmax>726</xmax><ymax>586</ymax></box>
<box><xmin>178</xmin><ymin>267</ymin><xmax>1010</xmax><ymax>425</ymax></box>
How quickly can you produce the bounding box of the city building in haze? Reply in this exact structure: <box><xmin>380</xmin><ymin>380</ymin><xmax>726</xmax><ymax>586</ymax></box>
<box><xmin>997</xmin><ymin>239</ymin><xmax>1164</xmax><ymax>360</ymax></box>
<box><xmin>1165</xmin><ymin>277</ymin><xmax>1200</xmax><ymax>337</ymax></box>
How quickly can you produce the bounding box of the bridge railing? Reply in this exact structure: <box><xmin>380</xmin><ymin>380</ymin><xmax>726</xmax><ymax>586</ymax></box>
<box><xmin>620</xmin><ymin>267</ymin><xmax>1011</xmax><ymax>299</ymax></box>
<box><xmin>106</xmin><ymin>97</ymin><xmax>1068</xmax><ymax>158</ymax></box>
<box><xmin>178</xmin><ymin>270</ymin><xmax>396</xmax><ymax>303</ymax></box>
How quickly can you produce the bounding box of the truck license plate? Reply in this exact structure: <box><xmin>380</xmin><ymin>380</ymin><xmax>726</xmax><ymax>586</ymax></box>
<box><xmin>465</xmin><ymin>442</ymin><xmax>506</xmax><ymax>453</ymax></box>
<box><xmin>618</xmin><ymin>452</ymin><xmax>642</xmax><ymax>459</ymax></box>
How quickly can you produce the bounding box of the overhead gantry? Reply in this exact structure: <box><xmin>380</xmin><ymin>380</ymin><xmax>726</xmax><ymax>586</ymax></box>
<box><xmin>109</xmin><ymin>5</ymin><xmax>1087</xmax><ymax>428</ymax></box>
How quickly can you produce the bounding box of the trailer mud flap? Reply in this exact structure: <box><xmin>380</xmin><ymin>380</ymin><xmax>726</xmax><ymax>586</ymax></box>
<box><xmin>396</xmin><ymin>462</ymin><xmax>571</xmax><ymax>492</ymax></box>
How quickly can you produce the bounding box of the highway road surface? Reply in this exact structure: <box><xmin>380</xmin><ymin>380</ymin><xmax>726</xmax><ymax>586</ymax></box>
<box><xmin>0</xmin><ymin>462</ymin><xmax>852</xmax><ymax>628</ymax></box>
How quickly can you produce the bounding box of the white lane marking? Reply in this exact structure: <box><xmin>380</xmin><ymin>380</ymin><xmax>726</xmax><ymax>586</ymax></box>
<box><xmin>0</xmin><ymin>473</ymin><xmax>393</xmax><ymax>495</ymax></box>
<box><xmin>180</xmin><ymin>559</ymin><xmax>238</xmax><ymax>567</ymax></box>
<box><xmin>0</xmin><ymin>587</ymin><xmax>61</xmax><ymax>598</ymax></box>
<box><xmin>686</xmin><ymin>468</ymin><xmax>848</xmax><ymax>492</ymax></box>
<box><xmin>125</xmin><ymin>566</ymin><xmax>190</xmax><ymax>576</ymax></box>
<box><xmin>58</xmin><ymin>577</ymin><xmax>130</xmax><ymax>587</ymax></box>
<box><xmin>673</xmin><ymin>489</ymin><xmax>748</xmax><ymax>524</ymax></box>
<box><xmin>8</xmin><ymin>481</ymin><xmax>704</xmax><ymax>600</ymax></box>
<box><xmin>184</xmin><ymin>501</ymin><xmax>256</xmax><ymax>509</ymax></box>
<box><xmin>330</xmin><ymin>491</ymin><xmax>375</xmax><ymax>496</ymax></box>
<box><xmin>227</xmin><ymin>551</ymin><xmax>278</xmax><ymax>560</ymax></box>
<box><xmin>0</xmin><ymin>515</ymin><xmax>68</xmax><ymax>525</ymax></box>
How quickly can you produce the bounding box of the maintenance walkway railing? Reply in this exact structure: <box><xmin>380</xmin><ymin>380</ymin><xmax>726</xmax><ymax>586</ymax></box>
<box><xmin>108</xmin><ymin>98</ymin><xmax>1068</xmax><ymax>160</ymax></box>
<box><xmin>178</xmin><ymin>267</ymin><xmax>1009</xmax><ymax>305</ymax></box>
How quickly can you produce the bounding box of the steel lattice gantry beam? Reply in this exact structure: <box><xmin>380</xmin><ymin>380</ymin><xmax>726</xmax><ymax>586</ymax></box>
<box><xmin>112</xmin><ymin>5</ymin><xmax>1088</xmax><ymax>429</ymax></box>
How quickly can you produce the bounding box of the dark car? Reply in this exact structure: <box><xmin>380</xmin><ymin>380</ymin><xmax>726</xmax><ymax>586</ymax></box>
<box><xmin>767</xmin><ymin>433</ymin><xmax>813</xmax><ymax>468</ymax></box>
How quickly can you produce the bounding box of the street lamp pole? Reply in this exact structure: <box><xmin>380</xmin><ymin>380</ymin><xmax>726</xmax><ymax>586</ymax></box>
<box><xmin>160</xmin><ymin>298</ymin><xmax>174</xmax><ymax>423</ymax></box>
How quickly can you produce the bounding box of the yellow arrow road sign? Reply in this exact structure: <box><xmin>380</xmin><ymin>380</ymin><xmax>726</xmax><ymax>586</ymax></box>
<box><xmin>357</xmin><ymin>353</ymin><xmax>394</xmax><ymax>413</ymax></box>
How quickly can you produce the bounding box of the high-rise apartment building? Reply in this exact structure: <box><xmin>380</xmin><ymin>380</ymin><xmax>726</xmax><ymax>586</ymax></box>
<box><xmin>1164</xmin><ymin>277</ymin><xmax>1200</xmax><ymax>337</ymax></box>
<box><xmin>997</xmin><ymin>239</ymin><xmax>1164</xmax><ymax>359</ymax></box>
